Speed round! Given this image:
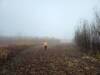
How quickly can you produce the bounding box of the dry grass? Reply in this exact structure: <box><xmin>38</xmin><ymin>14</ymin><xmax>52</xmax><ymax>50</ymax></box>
<box><xmin>0</xmin><ymin>43</ymin><xmax>100</xmax><ymax>75</ymax></box>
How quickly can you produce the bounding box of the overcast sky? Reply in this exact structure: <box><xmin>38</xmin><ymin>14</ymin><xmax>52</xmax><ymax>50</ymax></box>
<box><xmin>0</xmin><ymin>0</ymin><xmax>100</xmax><ymax>39</ymax></box>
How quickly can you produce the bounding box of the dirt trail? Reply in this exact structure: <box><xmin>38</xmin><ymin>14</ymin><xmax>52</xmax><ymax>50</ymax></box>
<box><xmin>2</xmin><ymin>45</ymin><xmax>100</xmax><ymax>75</ymax></box>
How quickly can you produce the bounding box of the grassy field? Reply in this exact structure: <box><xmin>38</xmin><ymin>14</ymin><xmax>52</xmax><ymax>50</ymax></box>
<box><xmin>0</xmin><ymin>40</ymin><xmax>100</xmax><ymax>75</ymax></box>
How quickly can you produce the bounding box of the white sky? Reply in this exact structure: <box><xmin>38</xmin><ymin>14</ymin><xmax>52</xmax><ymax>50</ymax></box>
<box><xmin>0</xmin><ymin>0</ymin><xmax>100</xmax><ymax>39</ymax></box>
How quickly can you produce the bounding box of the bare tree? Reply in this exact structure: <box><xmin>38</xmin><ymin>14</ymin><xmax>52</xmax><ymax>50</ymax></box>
<box><xmin>74</xmin><ymin>11</ymin><xmax>100</xmax><ymax>54</ymax></box>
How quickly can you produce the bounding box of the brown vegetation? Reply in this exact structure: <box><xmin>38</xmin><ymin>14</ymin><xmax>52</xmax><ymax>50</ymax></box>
<box><xmin>0</xmin><ymin>42</ymin><xmax>100</xmax><ymax>75</ymax></box>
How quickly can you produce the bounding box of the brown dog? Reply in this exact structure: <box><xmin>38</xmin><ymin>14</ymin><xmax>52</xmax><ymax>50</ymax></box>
<box><xmin>43</xmin><ymin>42</ymin><xmax>48</xmax><ymax>50</ymax></box>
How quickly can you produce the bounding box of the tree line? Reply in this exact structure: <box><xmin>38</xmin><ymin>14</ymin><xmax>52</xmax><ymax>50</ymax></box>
<box><xmin>74</xmin><ymin>11</ymin><xmax>100</xmax><ymax>54</ymax></box>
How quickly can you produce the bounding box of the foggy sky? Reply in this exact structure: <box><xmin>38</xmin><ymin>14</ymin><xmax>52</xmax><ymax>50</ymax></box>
<box><xmin>0</xmin><ymin>0</ymin><xmax>100</xmax><ymax>39</ymax></box>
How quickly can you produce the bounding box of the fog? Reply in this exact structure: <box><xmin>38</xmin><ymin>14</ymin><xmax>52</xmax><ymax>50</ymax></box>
<box><xmin>0</xmin><ymin>0</ymin><xmax>100</xmax><ymax>40</ymax></box>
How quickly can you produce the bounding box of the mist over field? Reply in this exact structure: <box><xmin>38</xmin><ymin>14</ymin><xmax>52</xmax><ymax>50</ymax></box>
<box><xmin>0</xmin><ymin>36</ymin><xmax>63</xmax><ymax>47</ymax></box>
<box><xmin>0</xmin><ymin>0</ymin><xmax>100</xmax><ymax>75</ymax></box>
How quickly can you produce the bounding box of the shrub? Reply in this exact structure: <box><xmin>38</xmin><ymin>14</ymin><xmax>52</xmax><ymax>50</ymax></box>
<box><xmin>0</xmin><ymin>47</ymin><xmax>8</xmax><ymax>61</ymax></box>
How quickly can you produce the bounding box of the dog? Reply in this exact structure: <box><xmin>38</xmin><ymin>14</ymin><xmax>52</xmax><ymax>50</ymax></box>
<box><xmin>43</xmin><ymin>42</ymin><xmax>48</xmax><ymax>50</ymax></box>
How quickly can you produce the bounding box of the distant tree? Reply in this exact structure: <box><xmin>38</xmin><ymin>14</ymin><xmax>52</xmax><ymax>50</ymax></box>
<box><xmin>74</xmin><ymin>11</ymin><xmax>100</xmax><ymax>54</ymax></box>
<box><xmin>74</xmin><ymin>20</ymin><xmax>91</xmax><ymax>53</ymax></box>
